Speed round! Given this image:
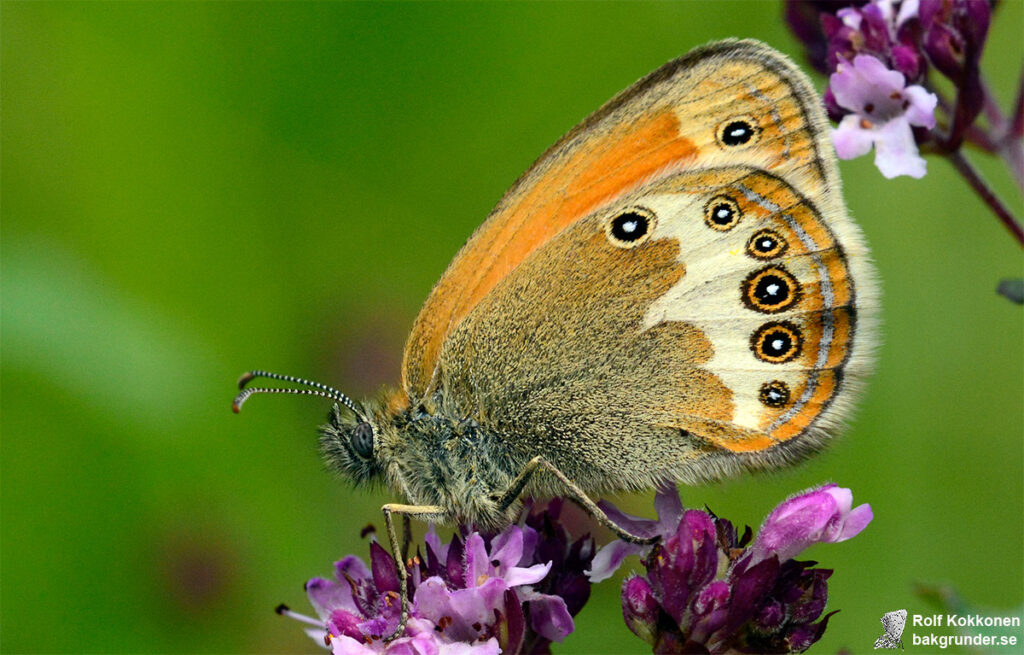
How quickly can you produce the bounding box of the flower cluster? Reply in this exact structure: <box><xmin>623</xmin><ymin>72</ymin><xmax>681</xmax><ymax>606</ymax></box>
<box><xmin>279</xmin><ymin>500</ymin><xmax>595</xmax><ymax>655</ymax></box>
<box><xmin>281</xmin><ymin>484</ymin><xmax>871</xmax><ymax>654</ymax></box>
<box><xmin>595</xmin><ymin>483</ymin><xmax>872</xmax><ymax>654</ymax></box>
<box><xmin>785</xmin><ymin>0</ymin><xmax>1008</xmax><ymax>180</ymax></box>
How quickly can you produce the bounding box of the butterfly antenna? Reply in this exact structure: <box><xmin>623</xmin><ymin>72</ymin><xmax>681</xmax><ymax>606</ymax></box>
<box><xmin>234</xmin><ymin>370</ymin><xmax>364</xmax><ymax>418</ymax></box>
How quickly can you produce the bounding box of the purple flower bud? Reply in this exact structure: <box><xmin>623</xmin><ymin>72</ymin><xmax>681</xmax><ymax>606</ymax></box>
<box><xmin>823</xmin><ymin>86</ymin><xmax>844</xmax><ymax>122</ymax></box>
<box><xmin>646</xmin><ymin>510</ymin><xmax>719</xmax><ymax>624</ymax></box>
<box><xmin>755</xmin><ymin>600</ymin><xmax>785</xmax><ymax>632</ymax></box>
<box><xmin>622</xmin><ymin>576</ymin><xmax>661</xmax><ymax>646</ymax></box>
<box><xmin>789</xmin><ymin>0</ymin><xmax>930</xmax><ymax>85</ymax></box>
<box><xmin>924</xmin><ymin>19</ymin><xmax>964</xmax><ymax>76</ymax></box>
<box><xmin>858</xmin><ymin>3</ymin><xmax>898</xmax><ymax>54</ymax></box>
<box><xmin>891</xmin><ymin>43</ymin><xmax>925</xmax><ymax>80</ymax></box>
<box><xmin>689</xmin><ymin>581</ymin><xmax>731</xmax><ymax>643</ymax></box>
<box><xmin>722</xmin><ymin>554</ymin><xmax>781</xmax><ymax>639</ymax></box>
<box><xmin>784</xmin><ymin>1</ymin><xmax>873</xmax><ymax>73</ymax></box>
<box><xmin>788</xmin><ymin>566</ymin><xmax>833</xmax><ymax>623</ymax></box>
<box><xmin>787</xmin><ymin>610</ymin><xmax>839</xmax><ymax>652</ymax></box>
<box><xmin>370</xmin><ymin>542</ymin><xmax>401</xmax><ymax>594</ymax></box>
<box><xmin>749</xmin><ymin>483</ymin><xmax>873</xmax><ymax>565</ymax></box>
<box><xmin>919</xmin><ymin>0</ymin><xmax>991</xmax><ymax>77</ymax></box>
<box><xmin>918</xmin><ymin>0</ymin><xmax>991</xmax><ymax>145</ymax></box>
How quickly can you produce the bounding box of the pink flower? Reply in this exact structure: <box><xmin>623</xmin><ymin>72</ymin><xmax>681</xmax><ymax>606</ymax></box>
<box><xmin>747</xmin><ymin>483</ymin><xmax>874</xmax><ymax>566</ymax></box>
<box><xmin>831</xmin><ymin>54</ymin><xmax>938</xmax><ymax>178</ymax></box>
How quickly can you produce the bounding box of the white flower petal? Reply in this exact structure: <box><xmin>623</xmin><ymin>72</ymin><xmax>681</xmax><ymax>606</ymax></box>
<box><xmin>331</xmin><ymin>634</ymin><xmax>376</xmax><ymax>655</ymax></box>
<box><xmin>832</xmin><ymin>115</ymin><xmax>876</xmax><ymax>160</ymax></box>
<box><xmin>437</xmin><ymin>638</ymin><xmax>500</xmax><ymax>655</ymax></box>
<box><xmin>903</xmin><ymin>85</ymin><xmax>938</xmax><ymax>128</ymax></box>
<box><xmin>873</xmin><ymin>118</ymin><xmax>927</xmax><ymax>178</ymax></box>
<box><xmin>873</xmin><ymin>0</ymin><xmax>897</xmax><ymax>25</ymax></box>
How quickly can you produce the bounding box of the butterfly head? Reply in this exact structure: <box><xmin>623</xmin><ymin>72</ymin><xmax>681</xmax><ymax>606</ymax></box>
<box><xmin>233</xmin><ymin>370</ymin><xmax>387</xmax><ymax>486</ymax></box>
<box><xmin>319</xmin><ymin>402</ymin><xmax>386</xmax><ymax>487</ymax></box>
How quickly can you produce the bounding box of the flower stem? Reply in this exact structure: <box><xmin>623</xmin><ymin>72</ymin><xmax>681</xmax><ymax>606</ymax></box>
<box><xmin>948</xmin><ymin>150</ymin><xmax>1024</xmax><ymax>247</ymax></box>
<box><xmin>980</xmin><ymin>77</ymin><xmax>1007</xmax><ymax>129</ymax></box>
<box><xmin>1000</xmin><ymin>137</ymin><xmax>1024</xmax><ymax>194</ymax></box>
<box><xmin>965</xmin><ymin>124</ymin><xmax>999</xmax><ymax>153</ymax></box>
<box><xmin>1002</xmin><ymin>66</ymin><xmax>1024</xmax><ymax>192</ymax></box>
<box><xmin>1010</xmin><ymin>65</ymin><xmax>1024</xmax><ymax>140</ymax></box>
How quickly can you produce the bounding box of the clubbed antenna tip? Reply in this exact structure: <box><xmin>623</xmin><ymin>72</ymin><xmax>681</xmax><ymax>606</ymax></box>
<box><xmin>232</xmin><ymin>370</ymin><xmax>365</xmax><ymax>418</ymax></box>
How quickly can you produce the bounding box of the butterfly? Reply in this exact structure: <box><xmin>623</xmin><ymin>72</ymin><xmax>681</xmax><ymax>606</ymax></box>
<box><xmin>235</xmin><ymin>38</ymin><xmax>878</xmax><ymax>634</ymax></box>
<box><xmin>874</xmin><ymin>609</ymin><xmax>907</xmax><ymax>650</ymax></box>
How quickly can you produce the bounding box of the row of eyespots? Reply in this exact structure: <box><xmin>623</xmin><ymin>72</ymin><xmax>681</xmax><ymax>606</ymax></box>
<box><xmin>697</xmin><ymin>181</ymin><xmax>804</xmax><ymax>407</ymax></box>
<box><xmin>607</xmin><ymin>111</ymin><xmax>798</xmax><ymax>407</ymax></box>
<box><xmin>604</xmin><ymin>117</ymin><xmax>802</xmax><ymax>412</ymax></box>
<box><xmin>716</xmin><ymin>117</ymin><xmax>799</xmax><ymax>410</ymax></box>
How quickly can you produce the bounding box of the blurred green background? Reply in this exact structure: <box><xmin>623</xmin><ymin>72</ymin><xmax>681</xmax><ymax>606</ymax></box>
<box><xmin>3</xmin><ymin>2</ymin><xmax>1021</xmax><ymax>653</ymax></box>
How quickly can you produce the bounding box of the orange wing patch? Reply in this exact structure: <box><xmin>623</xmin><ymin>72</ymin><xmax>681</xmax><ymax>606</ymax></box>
<box><xmin>402</xmin><ymin>110</ymin><xmax>697</xmax><ymax>398</ymax></box>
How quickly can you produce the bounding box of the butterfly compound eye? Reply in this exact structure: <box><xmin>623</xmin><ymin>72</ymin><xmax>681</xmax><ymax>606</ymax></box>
<box><xmin>350</xmin><ymin>421</ymin><xmax>374</xmax><ymax>459</ymax></box>
<box><xmin>606</xmin><ymin>208</ymin><xmax>656</xmax><ymax>248</ymax></box>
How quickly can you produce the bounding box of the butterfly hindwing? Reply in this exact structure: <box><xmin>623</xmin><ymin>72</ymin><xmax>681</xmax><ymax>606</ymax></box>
<box><xmin>432</xmin><ymin>163</ymin><xmax>870</xmax><ymax>490</ymax></box>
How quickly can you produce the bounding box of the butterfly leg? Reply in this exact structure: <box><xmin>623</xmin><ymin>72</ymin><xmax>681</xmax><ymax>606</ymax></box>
<box><xmin>401</xmin><ymin>514</ymin><xmax>412</xmax><ymax>562</ymax></box>
<box><xmin>381</xmin><ymin>502</ymin><xmax>444</xmax><ymax>642</ymax></box>
<box><xmin>493</xmin><ymin>456</ymin><xmax>659</xmax><ymax>546</ymax></box>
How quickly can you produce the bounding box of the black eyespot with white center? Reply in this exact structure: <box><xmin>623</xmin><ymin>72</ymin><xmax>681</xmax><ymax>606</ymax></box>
<box><xmin>606</xmin><ymin>207</ymin><xmax>656</xmax><ymax>248</ymax></box>
<box><xmin>716</xmin><ymin>116</ymin><xmax>760</xmax><ymax>148</ymax></box>
<box><xmin>759</xmin><ymin>380</ymin><xmax>791</xmax><ymax>408</ymax></box>
<box><xmin>746</xmin><ymin>229</ymin><xmax>788</xmax><ymax>259</ymax></box>
<box><xmin>751</xmin><ymin>321</ymin><xmax>802</xmax><ymax>364</ymax></box>
<box><xmin>742</xmin><ymin>266</ymin><xmax>800</xmax><ymax>314</ymax></box>
<box><xmin>350</xmin><ymin>421</ymin><xmax>374</xmax><ymax>459</ymax></box>
<box><xmin>703</xmin><ymin>195</ymin><xmax>741</xmax><ymax>231</ymax></box>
